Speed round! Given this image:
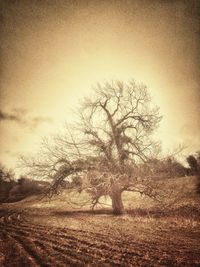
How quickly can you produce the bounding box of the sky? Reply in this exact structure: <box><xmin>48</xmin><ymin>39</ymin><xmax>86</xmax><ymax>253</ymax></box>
<box><xmin>0</xmin><ymin>0</ymin><xmax>200</xmax><ymax>173</ymax></box>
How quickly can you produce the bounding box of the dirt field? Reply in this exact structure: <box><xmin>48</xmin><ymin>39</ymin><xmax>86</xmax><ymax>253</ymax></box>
<box><xmin>0</xmin><ymin>201</ymin><xmax>200</xmax><ymax>267</ymax></box>
<box><xmin>0</xmin><ymin>176</ymin><xmax>199</xmax><ymax>266</ymax></box>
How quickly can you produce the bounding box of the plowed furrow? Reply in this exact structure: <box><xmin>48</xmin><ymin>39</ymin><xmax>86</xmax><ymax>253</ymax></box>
<box><xmin>10</xmin><ymin>233</ymin><xmax>55</xmax><ymax>267</ymax></box>
<box><xmin>21</xmin><ymin>219</ymin><xmax>115</xmax><ymax>240</ymax></box>
<box><xmin>8</xmin><ymin>230</ymin><xmax>76</xmax><ymax>267</ymax></box>
<box><xmin>3</xmin><ymin>223</ymin><xmax>125</xmax><ymax>266</ymax></box>
<box><xmin>6</xmin><ymin>226</ymin><xmax>109</xmax><ymax>264</ymax></box>
<box><xmin>1</xmin><ymin>220</ymin><xmax>158</xmax><ymax>263</ymax></box>
<box><xmin>4</xmin><ymin>222</ymin><xmax>198</xmax><ymax>267</ymax></box>
<box><xmin>17</xmin><ymin>230</ymin><xmax>106</xmax><ymax>266</ymax></box>
<box><xmin>4</xmin><ymin>222</ymin><xmax>125</xmax><ymax>256</ymax></box>
<box><xmin>1</xmin><ymin>231</ymin><xmax>38</xmax><ymax>267</ymax></box>
<box><xmin>5</xmin><ymin>221</ymin><xmax>118</xmax><ymax>246</ymax></box>
<box><xmin>2</xmin><ymin>225</ymin><xmax>104</xmax><ymax>266</ymax></box>
<box><xmin>0</xmin><ymin>210</ymin><xmax>24</xmax><ymax>225</ymax></box>
<box><xmin>33</xmin><ymin>240</ymin><xmax>83</xmax><ymax>267</ymax></box>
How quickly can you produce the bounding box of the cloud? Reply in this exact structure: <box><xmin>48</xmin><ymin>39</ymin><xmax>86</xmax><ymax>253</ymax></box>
<box><xmin>30</xmin><ymin>116</ymin><xmax>53</xmax><ymax>129</ymax></box>
<box><xmin>0</xmin><ymin>110</ymin><xmax>22</xmax><ymax>122</ymax></box>
<box><xmin>0</xmin><ymin>109</ymin><xmax>53</xmax><ymax>128</ymax></box>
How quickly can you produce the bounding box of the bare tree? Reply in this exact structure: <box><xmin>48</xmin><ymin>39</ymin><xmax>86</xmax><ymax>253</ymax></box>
<box><xmin>21</xmin><ymin>80</ymin><xmax>170</xmax><ymax>214</ymax></box>
<box><xmin>0</xmin><ymin>163</ymin><xmax>16</xmax><ymax>203</ymax></box>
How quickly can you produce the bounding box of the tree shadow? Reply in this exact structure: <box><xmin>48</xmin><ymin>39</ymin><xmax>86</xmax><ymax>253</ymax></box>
<box><xmin>51</xmin><ymin>205</ymin><xmax>200</xmax><ymax>218</ymax></box>
<box><xmin>51</xmin><ymin>209</ymin><xmax>113</xmax><ymax>217</ymax></box>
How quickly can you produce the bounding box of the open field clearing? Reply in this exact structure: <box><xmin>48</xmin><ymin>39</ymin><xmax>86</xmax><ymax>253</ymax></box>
<box><xmin>0</xmin><ymin>176</ymin><xmax>200</xmax><ymax>267</ymax></box>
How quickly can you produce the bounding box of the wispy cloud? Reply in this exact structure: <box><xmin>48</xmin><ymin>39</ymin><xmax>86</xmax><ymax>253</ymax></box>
<box><xmin>0</xmin><ymin>110</ymin><xmax>22</xmax><ymax>122</ymax></box>
<box><xmin>0</xmin><ymin>109</ymin><xmax>53</xmax><ymax>129</ymax></box>
<box><xmin>29</xmin><ymin>116</ymin><xmax>53</xmax><ymax>129</ymax></box>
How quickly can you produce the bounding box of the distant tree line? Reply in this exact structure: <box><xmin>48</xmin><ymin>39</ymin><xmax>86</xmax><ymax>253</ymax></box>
<box><xmin>186</xmin><ymin>153</ymin><xmax>200</xmax><ymax>194</ymax></box>
<box><xmin>0</xmin><ymin>163</ymin><xmax>48</xmax><ymax>203</ymax></box>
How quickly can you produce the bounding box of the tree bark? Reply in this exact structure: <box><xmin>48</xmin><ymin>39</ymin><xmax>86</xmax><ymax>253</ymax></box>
<box><xmin>110</xmin><ymin>190</ymin><xmax>124</xmax><ymax>215</ymax></box>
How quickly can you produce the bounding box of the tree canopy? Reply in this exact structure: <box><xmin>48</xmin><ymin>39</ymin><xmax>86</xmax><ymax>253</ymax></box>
<box><xmin>21</xmin><ymin>80</ymin><xmax>176</xmax><ymax>214</ymax></box>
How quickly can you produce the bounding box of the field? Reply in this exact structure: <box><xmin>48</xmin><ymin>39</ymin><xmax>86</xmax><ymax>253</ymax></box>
<box><xmin>0</xmin><ymin>176</ymin><xmax>200</xmax><ymax>267</ymax></box>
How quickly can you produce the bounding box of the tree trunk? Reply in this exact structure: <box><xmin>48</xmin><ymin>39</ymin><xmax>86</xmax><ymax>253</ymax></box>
<box><xmin>111</xmin><ymin>190</ymin><xmax>124</xmax><ymax>215</ymax></box>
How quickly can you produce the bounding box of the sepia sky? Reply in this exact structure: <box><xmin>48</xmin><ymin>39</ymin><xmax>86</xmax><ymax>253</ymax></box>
<box><xmin>0</xmin><ymin>0</ymin><xmax>200</xmax><ymax>172</ymax></box>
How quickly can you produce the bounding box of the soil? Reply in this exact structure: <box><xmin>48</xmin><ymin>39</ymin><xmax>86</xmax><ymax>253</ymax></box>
<box><xmin>0</xmin><ymin>205</ymin><xmax>200</xmax><ymax>267</ymax></box>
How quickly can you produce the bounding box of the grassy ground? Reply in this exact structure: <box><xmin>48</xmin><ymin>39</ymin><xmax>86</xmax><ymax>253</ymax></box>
<box><xmin>0</xmin><ymin>176</ymin><xmax>200</xmax><ymax>266</ymax></box>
